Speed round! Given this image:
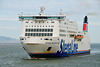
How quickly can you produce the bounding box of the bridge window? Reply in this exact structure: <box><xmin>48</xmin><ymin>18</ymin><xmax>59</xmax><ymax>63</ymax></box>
<box><xmin>51</xmin><ymin>26</ymin><xmax>54</xmax><ymax>27</ymax></box>
<box><xmin>51</xmin><ymin>21</ymin><xmax>54</xmax><ymax>23</ymax></box>
<box><xmin>26</xmin><ymin>22</ymin><xmax>29</xmax><ymax>23</ymax></box>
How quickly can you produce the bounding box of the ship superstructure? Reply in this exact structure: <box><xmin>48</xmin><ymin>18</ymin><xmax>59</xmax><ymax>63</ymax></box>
<box><xmin>19</xmin><ymin>7</ymin><xmax>90</xmax><ymax>58</ymax></box>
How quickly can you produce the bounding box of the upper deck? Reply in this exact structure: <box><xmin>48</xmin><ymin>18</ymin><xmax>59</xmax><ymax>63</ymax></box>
<box><xmin>19</xmin><ymin>7</ymin><xmax>66</xmax><ymax>21</ymax></box>
<box><xmin>19</xmin><ymin>15</ymin><xmax>66</xmax><ymax>21</ymax></box>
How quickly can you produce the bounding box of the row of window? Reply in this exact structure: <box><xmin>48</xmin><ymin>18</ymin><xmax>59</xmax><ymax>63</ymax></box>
<box><xmin>26</xmin><ymin>21</ymin><xmax>55</xmax><ymax>23</ymax></box>
<box><xmin>60</xmin><ymin>34</ymin><xmax>66</xmax><ymax>36</ymax></box>
<box><xmin>26</xmin><ymin>25</ymin><xmax>54</xmax><ymax>27</ymax></box>
<box><xmin>60</xmin><ymin>29</ymin><xmax>66</xmax><ymax>32</ymax></box>
<box><xmin>25</xmin><ymin>29</ymin><xmax>53</xmax><ymax>32</ymax></box>
<box><xmin>67</xmin><ymin>31</ymin><xmax>76</xmax><ymax>33</ymax></box>
<box><xmin>25</xmin><ymin>33</ymin><xmax>53</xmax><ymax>36</ymax></box>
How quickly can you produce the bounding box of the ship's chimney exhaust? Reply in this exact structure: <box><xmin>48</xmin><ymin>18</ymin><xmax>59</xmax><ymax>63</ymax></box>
<box><xmin>83</xmin><ymin>16</ymin><xmax>88</xmax><ymax>32</ymax></box>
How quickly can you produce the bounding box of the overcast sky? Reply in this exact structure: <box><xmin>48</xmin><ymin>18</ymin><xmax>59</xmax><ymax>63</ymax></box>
<box><xmin>0</xmin><ymin>0</ymin><xmax>100</xmax><ymax>43</ymax></box>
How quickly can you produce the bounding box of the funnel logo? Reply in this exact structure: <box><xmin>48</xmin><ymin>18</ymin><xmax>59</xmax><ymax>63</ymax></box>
<box><xmin>60</xmin><ymin>39</ymin><xmax>78</xmax><ymax>53</ymax></box>
<box><xmin>83</xmin><ymin>23</ymin><xmax>88</xmax><ymax>32</ymax></box>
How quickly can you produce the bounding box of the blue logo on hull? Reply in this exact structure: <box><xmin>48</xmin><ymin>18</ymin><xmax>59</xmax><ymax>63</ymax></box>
<box><xmin>60</xmin><ymin>39</ymin><xmax>78</xmax><ymax>53</ymax></box>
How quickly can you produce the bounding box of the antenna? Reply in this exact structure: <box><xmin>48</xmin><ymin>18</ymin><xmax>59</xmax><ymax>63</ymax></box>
<box><xmin>60</xmin><ymin>9</ymin><xmax>62</xmax><ymax>15</ymax></box>
<box><xmin>21</xmin><ymin>11</ymin><xmax>23</xmax><ymax>16</ymax></box>
<box><xmin>40</xmin><ymin>7</ymin><xmax>45</xmax><ymax>15</ymax></box>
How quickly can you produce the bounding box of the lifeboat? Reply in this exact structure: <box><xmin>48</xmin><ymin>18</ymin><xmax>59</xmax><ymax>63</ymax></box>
<box><xmin>75</xmin><ymin>35</ymin><xmax>83</xmax><ymax>39</ymax></box>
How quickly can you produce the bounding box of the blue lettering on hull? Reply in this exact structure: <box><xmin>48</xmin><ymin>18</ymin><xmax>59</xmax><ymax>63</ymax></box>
<box><xmin>59</xmin><ymin>39</ymin><xmax>78</xmax><ymax>54</ymax></box>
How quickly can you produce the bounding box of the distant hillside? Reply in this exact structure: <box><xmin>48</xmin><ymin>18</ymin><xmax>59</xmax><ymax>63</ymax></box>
<box><xmin>0</xmin><ymin>36</ymin><xmax>20</xmax><ymax>43</ymax></box>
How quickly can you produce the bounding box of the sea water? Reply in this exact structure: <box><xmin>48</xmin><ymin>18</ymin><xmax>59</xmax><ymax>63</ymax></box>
<box><xmin>0</xmin><ymin>43</ymin><xmax>100</xmax><ymax>67</ymax></box>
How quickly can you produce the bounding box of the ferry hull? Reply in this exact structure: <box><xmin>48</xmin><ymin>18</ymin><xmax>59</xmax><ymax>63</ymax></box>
<box><xmin>21</xmin><ymin>38</ymin><xmax>90</xmax><ymax>58</ymax></box>
<box><xmin>28</xmin><ymin>50</ymin><xmax>90</xmax><ymax>58</ymax></box>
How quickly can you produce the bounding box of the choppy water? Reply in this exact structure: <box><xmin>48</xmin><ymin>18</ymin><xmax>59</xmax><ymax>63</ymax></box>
<box><xmin>0</xmin><ymin>43</ymin><xmax>100</xmax><ymax>67</ymax></box>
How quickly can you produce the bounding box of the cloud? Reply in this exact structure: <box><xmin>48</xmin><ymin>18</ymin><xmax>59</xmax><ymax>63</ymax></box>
<box><xmin>0</xmin><ymin>18</ymin><xmax>18</xmax><ymax>21</ymax></box>
<box><xmin>86</xmin><ymin>13</ymin><xmax>100</xmax><ymax>17</ymax></box>
<box><xmin>0</xmin><ymin>27</ymin><xmax>20</xmax><ymax>30</ymax></box>
<box><xmin>87</xmin><ymin>13</ymin><xmax>98</xmax><ymax>16</ymax></box>
<box><xmin>89</xmin><ymin>22</ymin><xmax>100</xmax><ymax>26</ymax></box>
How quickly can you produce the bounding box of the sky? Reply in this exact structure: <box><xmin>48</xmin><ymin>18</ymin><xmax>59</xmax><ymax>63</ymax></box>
<box><xmin>0</xmin><ymin>0</ymin><xmax>100</xmax><ymax>43</ymax></box>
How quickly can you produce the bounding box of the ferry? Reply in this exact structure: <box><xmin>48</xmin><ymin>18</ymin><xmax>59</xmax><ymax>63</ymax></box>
<box><xmin>19</xmin><ymin>7</ymin><xmax>90</xmax><ymax>58</ymax></box>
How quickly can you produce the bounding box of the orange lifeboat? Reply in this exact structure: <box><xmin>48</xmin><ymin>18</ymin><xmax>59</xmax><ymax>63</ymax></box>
<box><xmin>75</xmin><ymin>35</ymin><xmax>83</xmax><ymax>39</ymax></box>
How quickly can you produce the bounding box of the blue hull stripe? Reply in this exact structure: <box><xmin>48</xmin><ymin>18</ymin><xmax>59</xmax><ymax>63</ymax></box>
<box><xmin>28</xmin><ymin>51</ymin><xmax>90</xmax><ymax>58</ymax></box>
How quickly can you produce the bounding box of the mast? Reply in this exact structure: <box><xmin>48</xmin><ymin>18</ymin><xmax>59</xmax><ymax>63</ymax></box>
<box><xmin>60</xmin><ymin>9</ymin><xmax>62</xmax><ymax>15</ymax></box>
<box><xmin>39</xmin><ymin>7</ymin><xmax>45</xmax><ymax>15</ymax></box>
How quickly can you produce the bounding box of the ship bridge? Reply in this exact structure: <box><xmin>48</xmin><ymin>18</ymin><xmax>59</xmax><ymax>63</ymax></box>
<box><xmin>19</xmin><ymin>15</ymin><xmax>66</xmax><ymax>21</ymax></box>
